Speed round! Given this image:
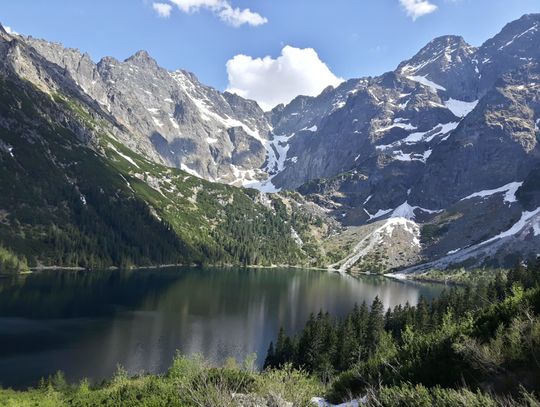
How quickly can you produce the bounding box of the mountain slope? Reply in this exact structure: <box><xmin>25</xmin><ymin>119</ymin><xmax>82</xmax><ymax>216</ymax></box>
<box><xmin>2</xmin><ymin>15</ymin><xmax>540</xmax><ymax>272</ymax></box>
<box><xmin>0</xmin><ymin>29</ymin><xmax>332</xmax><ymax>269</ymax></box>
<box><xmin>265</xmin><ymin>14</ymin><xmax>540</xmax><ymax>272</ymax></box>
<box><xmin>23</xmin><ymin>37</ymin><xmax>275</xmax><ymax>188</ymax></box>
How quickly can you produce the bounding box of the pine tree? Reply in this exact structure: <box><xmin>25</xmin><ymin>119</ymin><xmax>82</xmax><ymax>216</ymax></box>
<box><xmin>367</xmin><ymin>296</ymin><xmax>385</xmax><ymax>353</ymax></box>
<box><xmin>263</xmin><ymin>341</ymin><xmax>275</xmax><ymax>369</ymax></box>
<box><xmin>336</xmin><ymin>316</ymin><xmax>359</xmax><ymax>371</ymax></box>
<box><xmin>274</xmin><ymin>327</ymin><xmax>287</xmax><ymax>367</ymax></box>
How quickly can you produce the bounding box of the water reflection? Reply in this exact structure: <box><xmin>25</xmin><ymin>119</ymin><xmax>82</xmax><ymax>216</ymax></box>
<box><xmin>0</xmin><ymin>268</ymin><xmax>443</xmax><ymax>388</ymax></box>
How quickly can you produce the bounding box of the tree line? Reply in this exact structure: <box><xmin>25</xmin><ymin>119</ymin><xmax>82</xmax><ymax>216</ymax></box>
<box><xmin>264</xmin><ymin>262</ymin><xmax>540</xmax><ymax>402</ymax></box>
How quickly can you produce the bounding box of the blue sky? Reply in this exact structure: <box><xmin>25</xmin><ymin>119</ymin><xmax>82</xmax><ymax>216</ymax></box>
<box><xmin>2</xmin><ymin>0</ymin><xmax>540</xmax><ymax>108</ymax></box>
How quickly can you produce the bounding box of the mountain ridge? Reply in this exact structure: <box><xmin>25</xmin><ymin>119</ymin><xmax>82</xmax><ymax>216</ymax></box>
<box><xmin>1</xmin><ymin>14</ymin><xmax>540</xmax><ymax>273</ymax></box>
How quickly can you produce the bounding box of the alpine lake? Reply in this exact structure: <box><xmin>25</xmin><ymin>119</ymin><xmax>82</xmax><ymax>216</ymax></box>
<box><xmin>0</xmin><ymin>267</ymin><xmax>444</xmax><ymax>388</ymax></box>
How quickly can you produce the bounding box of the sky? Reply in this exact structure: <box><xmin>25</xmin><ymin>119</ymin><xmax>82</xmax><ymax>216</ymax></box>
<box><xmin>2</xmin><ymin>0</ymin><xmax>540</xmax><ymax>109</ymax></box>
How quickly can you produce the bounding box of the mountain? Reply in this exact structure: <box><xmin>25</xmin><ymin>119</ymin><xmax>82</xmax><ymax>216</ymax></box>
<box><xmin>267</xmin><ymin>14</ymin><xmax>540</xmax><ymax>272</ymax></box>
<box><xmin>0</xmin><ymin>14</ymin><xmax>539</xmax><ymax>272</ymax></box>
<box><xmin>0</xmin><ymin>27</ymin><xmax>333</xmax><ymax>270</ymax></box>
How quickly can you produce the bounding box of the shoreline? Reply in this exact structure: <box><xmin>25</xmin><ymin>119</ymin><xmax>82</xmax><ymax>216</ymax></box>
<box><xmin>15</xmin><ymin>263</ymin><xmax>461</xmax><ymax>287</ymax></box>
<box><xmin>26</xmin><ymin>262</ymin><xmax>334</xmax><ymax>273</ymax></box>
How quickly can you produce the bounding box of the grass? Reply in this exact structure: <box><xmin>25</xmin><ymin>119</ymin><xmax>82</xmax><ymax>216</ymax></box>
<box><xmin>0</xmin><ymin>355</ymin><xmax>322</xmax><ymax>407</ymax></box>
<box><xmin>0</xmin><ymin>354</ymin><xmax>536</xmax><ymax>407</ymax></box>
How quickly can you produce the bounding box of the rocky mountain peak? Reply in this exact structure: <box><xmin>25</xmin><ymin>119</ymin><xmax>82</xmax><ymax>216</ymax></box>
<box><xmin>474</xmin><ymin>13</ymin><xmax>540</xmax><ymax>96</ymax></box>
<box><xmin>395</xmin><ymin>34</ymin><xmax>477</xmax><ymax>100</ymax></box>
<box><xmin>397</xmin><ymin>35</ymin><xmax>474</xmax><ymax>75</ymax></box>
<box><xmin>0</xmin><ymin>23</ymin><xmax>13</xmax><ymax>42</ymax></box>
<box><xmin>125</xmin><ymin>50</ymin><xmax>158</xmax><ymax>69</ymax></box>
<box><xmin>2</xmin><ymin>14</ymin><xmax>539</xmax><ymax>271</ymax></box>
<box><xmin>97</xmin><ymin>56</ymin><xmax>120</xmax><ymax>68</ymax></box>
<box><xmin>480</xmin><ymin>13</ymin><xmax>540</xmax><ymax>54</ymax></box>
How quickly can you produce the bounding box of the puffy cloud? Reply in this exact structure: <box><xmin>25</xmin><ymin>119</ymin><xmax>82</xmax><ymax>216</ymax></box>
<box><xmin>4</xmin><ymin>26</ymin><xmax>18</xmax><ymax>35</ymax></box>
<box><xmin>217</xmin><ymin>4</ymin><xmax>268</xmax><ymax>27</ymax></box>
<box><xmin>399</xmin><ymin>0</ymin><xmax>438</xmax><ymax>20</ymax></box>
<box><xmin>169</xmin><ymin>0</ymin><xmax>222</xmax><ymax>13</ymax></box>
<box><xmin>169</xmin><ymin>0</ymin><xmax>267</xmax><ymax>27</ymax></box>
<box><xmin>226</xmin><ymin>46</ymin><xmax>343</xmax><ymax>111</ymax></box>
<box><xmin>152</xmin><ymin>2</ymin><xmax>173</xmax><ymax>18</ymax></box>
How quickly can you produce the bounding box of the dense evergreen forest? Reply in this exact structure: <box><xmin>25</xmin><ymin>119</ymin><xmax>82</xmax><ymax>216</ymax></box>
<box><xmin>264</xmin><ymin>262</ymin><xmax>540</xmax><ymax>404</ymax></box>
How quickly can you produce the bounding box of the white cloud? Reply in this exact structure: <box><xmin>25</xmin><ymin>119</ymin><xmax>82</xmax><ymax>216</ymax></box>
<box><xmin>169</xmin><ymin>0</ymin><xmax>222</xmax><ymax>13</ymax></box>
<box><xmin>153</xmin><ymin>2</ymin><xmax>173</xmax><ymax>18</ymax></box>
<box><xmin>169</xmin><ymin>0</ymin><xmax>267</xmax><ymax>27</ymax></box>
<box><xmin>226</xmin><ymin>46</ymin><xmax>343</xmax><ymax>111</ymax></box>
<box><xmin>399</xmin><ymin>0</ymin><xmax>438</xmax><ymax>20</ymax></box>
<box><xmin>4</xmin><ymin>26</ymin><xmax>18</xmax><ymax>35</ymax></box>
<box><xmin>218</xmin><ymin>4</ymin><xmax>268</xmax><ymax>27</ymax></box>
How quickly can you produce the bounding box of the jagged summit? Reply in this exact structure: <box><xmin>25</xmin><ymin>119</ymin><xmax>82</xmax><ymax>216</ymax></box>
<box><xmin>479</xmin><ymin>12</ymin><xmax>540</xmax><ymax>53</ymax></box>
<box><xmin>124</xmin><ymin>50</ymin><xmax>159</xmax><ymax>68</ymax></box>
<box><xmin>1</xmin><ymin>13</ymin><xmax>540</xmax><ymax>272</ymax></box>
<box><xmin>397</xmin><ymin>35</ymin><xmax>474</xmax><ymax>73</ymax></box>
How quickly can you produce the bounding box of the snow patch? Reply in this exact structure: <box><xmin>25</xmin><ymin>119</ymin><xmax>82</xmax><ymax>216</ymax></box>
<box><xmin>391</xmin><ymin>150</ymin><xmax>431</xmax><ymax>163</ymax></box>
<box><xmin>460</xmin><ymin>181</ymin><xmax>523</xmax><ymax>204</ymax></box>
<box><xmin>335</xmin><ymin>217</ymin><xmax>421</xmax><ymax>273</ymax></box>
<box><xmin>444</xmin><ymin>98</ymin><xmax>478</xmax><ymax>118</ymax></box>
<box><xmin>375</xmin><ymin>122</ymin><xmax>417</xmax><ymax>133</ymax></box>
<box><xmin>180</xmin><ymin>163</ymin><xmax>202</xmax><ymax>178</ymax></box>
<box><xmin>482</xmin><ymin>208</ymin><xmax>540</xmax><ymax>245</ymax></box>
<box><xmin>169</xmin><ymin>117</ymin><xmax>180</xmax><ymax>129</ymax></box>
<box><xmin>376</xmin><ymin>122</ymin><xmax>459</xmax><ymax>151</ymax></box>
<box><xmin>152</xmin><ymin>117</ymin><xmax>164</xmax><ymax>127</ymax></box>
<box><xmin>406</xmin><ymin>75</ymin><xmax>446</xmax><ymax>91</ymax></box>
<box><xmin>391</xmin><ymin>201</ymin><xmax>442</xmax><ymax>220</ymax></box>
<box><xmin>109</xmin><ymin>144</ymin><xmax>140</xmax><ymax>168</ymax></box>
<box><xmin>243</xmin><ymin>178</ymin><xmax>280</xmax><ymax>193</ymax></box>
<box><xmin>534</xmin><ymin>221</ymin><xmax>540</xmax><ymax>237</ymax></box>
<box><xmin>365</xmin><ymin>208</ymin><xmax>392</xmax><ymax>220</ymax></box>
<box><xmin>498</xmin><ymin>23</ymin><xmax>539</xmax><ymax>51</ymax></box>
<box><xmin>0</xmin><ymin>141</ymin><xmax>15</xmax><ymax>158</ymax></box>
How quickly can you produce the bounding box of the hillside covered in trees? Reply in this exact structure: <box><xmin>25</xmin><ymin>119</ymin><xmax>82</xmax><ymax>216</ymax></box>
<box><xmin>265</xmin><ymin>262</ymin><xmax>540</xmax><ymax>404</ymax></box>
<box><xmin>0</xmin><ymin>72</ymin><xmax>331</xmax><ymax>271</ymax></box>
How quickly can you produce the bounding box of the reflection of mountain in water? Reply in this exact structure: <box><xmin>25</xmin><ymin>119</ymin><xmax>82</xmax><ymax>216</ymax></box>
<box><xmin>0</xmin><ymin>268</ymin><xmax>442</xmax><ymax>388</ymax></box>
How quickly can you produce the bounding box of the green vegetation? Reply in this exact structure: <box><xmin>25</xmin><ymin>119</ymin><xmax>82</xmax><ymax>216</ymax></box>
<box><xmin>0</xmin><ymin>74</ymin><xmax>328</xmax><ymax>270</ymax></box>
<box><xmin>0</xmin><ymin>245</ymin><xmax>29</xmax><ymax>273</ymax></box>
<box><xmin>410</xmin><ymin>267</ymin><xmax>509</xmax><ymax>285</ymax></box>
<box><xmin>0</xmin><ymin>355</ymin><xmax>322</xmax><ymax>407</ymax></box>
<box><xmin>265</xmin><ymin>262</ymin><xmax>540</xmax><ymax>405</ymax></box>
<box><xmin>1</xmin><ymin>264</ymin><xmax>540</xmax><ymax>405</ymax></box>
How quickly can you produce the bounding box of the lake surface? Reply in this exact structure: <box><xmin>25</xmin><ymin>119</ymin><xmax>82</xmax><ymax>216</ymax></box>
<box><xmin>0</xmin><ymin>267</ymin><xmax>443</xmax><ymax>388</ymax></box>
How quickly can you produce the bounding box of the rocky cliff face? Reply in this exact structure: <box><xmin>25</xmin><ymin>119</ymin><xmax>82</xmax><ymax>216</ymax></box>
<box><xmin>267</xmin><ymin>14</ymin><xmax>540</xmax><ymax>271</ymax></box>
<box><xmin>0</xmin><ymin>28</ymin><xmax>333</xmax><ymax>269</ymax></box>
<box><xmin>21</xmin><ymin>37</ymin><xmax>276</xmax><ymax>187</ymax></box>
<box><xmin>1</xmin><ymin>14</ymin><xmax>540</xmax><ymax>272</ymax></box>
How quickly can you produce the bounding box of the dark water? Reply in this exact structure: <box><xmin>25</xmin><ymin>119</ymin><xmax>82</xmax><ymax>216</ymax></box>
<box><xmin>0</xmin><ymin>267</ymin><xmax>443</xmax><ymax>388</ymax></box>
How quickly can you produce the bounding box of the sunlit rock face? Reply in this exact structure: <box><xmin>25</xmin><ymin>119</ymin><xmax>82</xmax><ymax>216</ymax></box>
<box><xmin>2</xmin><ymin>14</ymin><xmax>540</xmax><ymax>270</ymax></box>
